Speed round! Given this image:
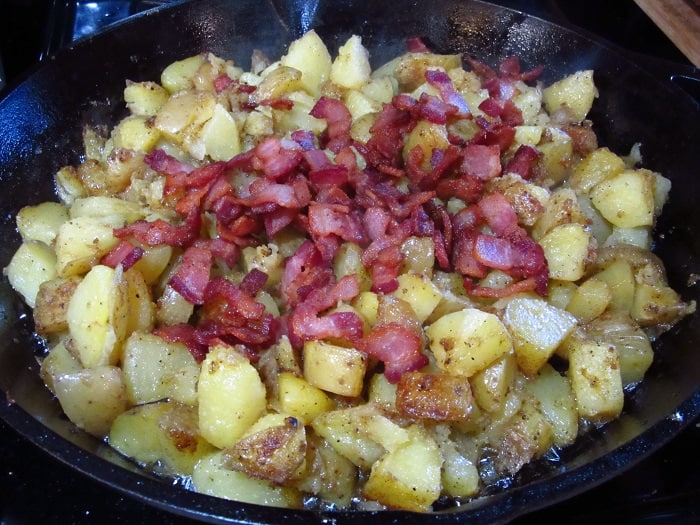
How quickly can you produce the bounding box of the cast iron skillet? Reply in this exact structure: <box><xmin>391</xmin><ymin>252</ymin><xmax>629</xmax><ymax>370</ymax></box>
<box><xmin>1</xmin><ymin>0</ymin><xmax>699</xmax><ymax>523</ymax></box>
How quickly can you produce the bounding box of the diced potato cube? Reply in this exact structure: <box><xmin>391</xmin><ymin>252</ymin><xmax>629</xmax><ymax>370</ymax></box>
<box><xmin>344</xmin><ymin>89</ymin><xmax>382</xmax><ymax>121</ymax></box>
<box><xmin>192</xmin><ymin>450</ymin><xmax>302</xmax><ymax>508</ymax></box>
<box><xmin>124</xmin><ymin>80</ymin><xmax>170</xmax><ymax>117</ymax></box>
<box><xmin>586</xmin><ymin>312</ymin><xmax>654</xmax><ymax>387</ymax></box>
<box><xmin>311</xmin><ymin>405</ymin><xmax>386</xmax><ymax>469</ymax></box>
<box><xmin>67</xmin><ymin>264</ymin><xmax>129</xmax><ymax>368</ymax></box>
<box><xmin>566</xmin><ymin>336</ymin><xmax>624</xmax><ymax>423</ymax></box>
<box><xmin>16</xmin><ymin>202</ymin><xmax>69</xmax><ymax>245</ymax></box>
<box><xmin>525</xmin><ymin>364</ymin><xmax>578</xmax><ymax>446</ymax></box>
<box><xmin>251</xmin><ymin>65</ymin><xmax>303</xmax><ymax>104</ymax></box>
<box><xmin>39</xmin><ymin>340</ymin><xmax>82</xmax><ymax>394</ymax></box>
<box><xmin>352</xmin><ymin>290</ymin><xmax>380</xmax><ymax>330</ymax></box>
<box><xmin>492</xmin><ymin>402</ymin><xmax>554</xmax><ymax>474</ymax></box>
<box><xmin>426</xmin><ymin>308</ymin><xmax>512</xmax><ymax>377</ymax></box>
<box><xmin>224</xmin><ymin>412</ymin><xmax>307</xmax><ymax>485</ymax></box>
<box><xmin>53</xmin><ymin>365</ymin><xmax>127</xmax><ymax>437</ymax></box>
<box><xmin>122</xmin><ymin>332</ymin><xmax>199</xmax><ymax>405</ymax></box>
<box><xmin>123</xmin><ymin>268</ymin><xmax>155</xmax><ymax>334</ymax></box>
<box><xmin>109</xmin><ymin>401</ymin><xmax>215</xmax><ymax>475</ymax></box>
<box><xmin>278</xmin><ymin>372</ymin><xmax>335</xmax><ymax>425</ymax></box>
<box><xmin>199</xmin><ymin>103</ymin><xmax>241</xmax><ymax>161</ymax></box>
<box><xmin>331</xmin><ymin>35</ymin><xmax>372</xmax><ymax>90</ymax></box>
<box><xmin>54</xmin><ymin>217</ymin><xmax>121</xmax><ymax>277</ymax></box>
<box><xmin>631</xmin><ymin>282</ymin><xmax>694</xmax><ymax>327</ymax></box>
<box><xmin>594</xmin><ymin>259</ymin><xmax>636</xmax><ymax>312</ymax></box>
<box><xmin>280</xmin><ymin>29</ymin><xmax>332</xmax><ymax>97</ymax></box>
<box><xmin>503</xmin><ymin>297</ymin><xmax>578</xmax><ymax>376</ymax></box>
<box><xmin>565</xmin><ymin>277</ymin><xmax>612</xmax><ymax>323</ymax></box>
<box><xmin>112</xmin><ymin>115</ymin><xmax>161</xmax><ymax>152</ymax></box>
<box><xmin>160</xmin><ymin>54</ymin><xmax>207</xmax><ymax>93</ymax></box>
<box><xmin>390</xmin><ymin>272</ymin><xmax>443</xmax><ymax>323</ymax></box>
<box><xmin>590</xmin><ymin>169</ymin><xmax>655</xmax><ymax>228</ymax></box>
<box><xmin>303</xmin><ymin>340</ymin><xmax>367</xmax><ymax>397</ymax></box>
<box><xmin>469</xmin><ymin>352</ymin><xmax>517</xmax><ymax>413</ymax></box>
<box><xmin>363</xmin><ymin>430</ymin><xmax>442</xmax><ymax>512</ymax></box>
<box><xmin>569</xmin><ymin>147</ymin><xmax>625</xmax><ymax>194</ymax></box>
<box><xmin>4</xmin><ymin>241</ymin><xmax>57</xmax><ymax>308</ymax></box>
<box><xmin>198</xmin><ymin>344</ymin><xmax>267</xmax><ymax>448</ymax></box>
<box><xmin>531</xmin><ymin>187</ymin><xmax>587</xmax><ymax>240</ymax></box>
<box><xmin>536</xmin><ymin>127</ymin><xmax>573</xmax><ymax>185</ymax></box>
<box><xmin>33</xmin><ymin>275</ymin><xmax>81</xmax><ymax>335</ymax></box>
<box><xmin>542</xmin><ymin>69</ymin><xmax>597</xmax><ymax>122</ymax></box>
<box><xmin>539</xmin><ymin>223</ymin><xmax>593</xmax><ymax>281</ymax></box>
<box><xmin>396</xmin><ymin>371</ymin><xmax>473</xmax><ymax>421</ymax></box>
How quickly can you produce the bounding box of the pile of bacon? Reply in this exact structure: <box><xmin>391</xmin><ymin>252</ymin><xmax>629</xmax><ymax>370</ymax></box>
<box><xmin>102</xmin><ymin>51</ymin><xmax>558</xmax><ymax>383</ymax></box>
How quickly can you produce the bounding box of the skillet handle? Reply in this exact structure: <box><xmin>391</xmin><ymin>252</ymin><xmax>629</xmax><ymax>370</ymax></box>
<box><xmin>623</xmin><ymin>49</ymin><xmax>700</xmax><ymax>105</ymax></box>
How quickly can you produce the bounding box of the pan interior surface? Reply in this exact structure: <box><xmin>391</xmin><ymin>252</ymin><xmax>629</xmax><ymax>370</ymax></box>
<box><xmin>0</xmin><ymin>0</ymin><xmax>698</xmax><ymax>523</ymax></box>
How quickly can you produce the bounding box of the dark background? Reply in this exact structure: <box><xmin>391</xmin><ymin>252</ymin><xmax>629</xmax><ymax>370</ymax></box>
<box><xmin>0</xmin><ymin>1</ymin><xmax>699</xmax><ymax>523</ymax></box>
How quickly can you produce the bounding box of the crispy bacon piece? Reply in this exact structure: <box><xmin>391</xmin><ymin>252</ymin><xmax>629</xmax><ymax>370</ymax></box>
<box><xmin>168</xmin><ymin>245</ymin><xmax>212</xmax><ymax>305</ymax></box>
<box><xmin>310</xmin><ymin>96</ymin><xmax>353</xmax><ymax>153</ymax></box>
<box><xmin>357</xmin><ymin>323</ymin><xmax>429</xmax><ymax>383</ymax></box>
<box><xmin>101</xmin><ymin>239</ymin><xmax>144</xmax><ymax>271</ymax></box>
<box><xmin>114</xmin><ymin>209</ymin><xmax>201</xmax><ymax>247</ymax></box>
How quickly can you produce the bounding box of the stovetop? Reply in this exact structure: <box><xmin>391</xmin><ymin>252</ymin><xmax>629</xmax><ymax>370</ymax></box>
<box><xmin>1</xmin><ymin>1</ymin><xmax>699</xmax><ymax>523</ymax></box>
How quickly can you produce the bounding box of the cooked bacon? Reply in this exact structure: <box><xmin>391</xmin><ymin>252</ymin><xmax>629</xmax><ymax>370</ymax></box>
<box><xmin>425</xmin><ymin>70</ymin><xmax>470</xmax><ymax>117</ymax></box>
<box><xmin>308</xmin><ymin>203</ymin><xmax>367</xmax><ymax>245</ymax></box>
<box><xmin>153</xmin><ymin>323</ymin><xmax>208</xmax><ymax>362</ymax></box>
<box><xmin>280</xmin><ymin>240</ymin><xmax>334</xmax><ymax>308</ymax></box>
<box><xmin>239</xmin><ymin>268</ymin><xmax>269</xmax><ymax>297</ymax></box>
<box><xmin>252</xmin><ymin>136</ymin><xmax>303</xmax><ymax>180</ymax></box>
<box><xmin>114</xmin><ymin>209</ymin><xmax>201</xmax><ymax>247</ymax></box>
<box><xmin>101</xmin><ymin>239</ymin><xmax>144</xmax><ymax>271</ymax></box>
<box><xmin>168</xmin><ymin>245</ymin><xmax>212</xmax><ymax>305</ymax></box>
<box><xmin>213</xmin><ymin>74</ymin><xmax>234</xmax><ymax>93</ymax></box>
<box><xmin>287</xmin><ymin>275</ymin><xmax>363</xmax><ymax>347</ymax></box>
<box><xmin>504</xmin><ymin>145</ymin><xmax>540</xmax><ymax>179</ymax></box>
<box><xmin>310</xmin><ymin>96</ymin><xmax>353</xmax><ymax>153</ymax></box>
<box><xmin>144</xmin><ymin>149</ymin><xmax>194</xmax><ymax>177</ymax></box>
<box><xmin>357</xmin><ymin>323</ymin><xmax>429</xmax><ymax>383</ymax></box>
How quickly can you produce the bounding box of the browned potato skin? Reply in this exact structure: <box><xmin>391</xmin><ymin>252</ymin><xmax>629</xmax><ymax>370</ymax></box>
<box><xmin>396</xmin><ymin>372</ymin><xmax>473</xmax><ymax>421</ymax></box>
<box><xmin>223</xmin><ymin>416</ymin><xmax>307</xmax><ymax>485</ymax></box>
<box><xmin>33</xmin><ymin>276</ymin><xmax>81</xmax><ymax>335</ymax></box>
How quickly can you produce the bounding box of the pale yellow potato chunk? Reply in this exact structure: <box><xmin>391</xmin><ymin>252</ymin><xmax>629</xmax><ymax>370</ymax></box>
<box><xmin>525</xmin><ymin>364</ymin><xmax>579</xmax><ymax>447</ymax></box>
<box><xmin>566</xmin><ymin>337</ymin><xmax>624</xmax><ymax>423</ymax></box>
<box><xmin>16</xmin><ymin>201</ymin><xmax>69</xmax><ymax>246</ymax></box>
<box><xmin>503</xmin><ymin>296</ymin><xmax>578</xmax><ymax>376</ymax></box>
<box><xmin>390</xmin><ymin>272</ymin><xmax>443</xmax><ymax>323</ymax></box>
<box><xmin>4</xmin><ymin>241</ymin><xmax>57</xmax><ymax>308</ymax></box>
<box><xmin>363</xmin><ymin>430</ymin><xmax>442</xmax><ymax>512</ymax></box>
<box><xmin>278</xmin><ymin>372</ymin><xmax>335</xmax><ymax>425</ymax></box>
<box><xmin>280</xmin><ymin>29</ymin><xmax>332</xmax><ymax>97</ymax></box>
<box><xmin>539</xmin><ymin>223</ymin><xmax>593</xmax><ymax>281</ymax></box>
<box><xmin>331</xmin><ymin>34</ymin><xmax>372</xmax><ymax>89</ymax></box>
<box><xmin>542</xmin><ymin>69</ymin><xmax>597</xmax><ymax>122</ymax></box>
<box><xmin>67</xmin><ymin>264</ymin><xmax>129</xmax><ymax>369</ymax></box>
<box><xmin>53</xmin><ymin>365</ymin><xmax>128</xmax><ymax>437</ymax></box>
<box><xmin>109</xmin><ymin>401</ymin><xmax>215</xmax><ymax>475</ymax></box>
<box><xmin>198</xmin><ymin>344</ymin><xmax>267</xmax><ymax>448</ymax></box>
<box><xmin>426</xmin><ymin>308</ymin><xmax>513</xmax><ymax>377</ymax></box>
<box><xmin>303</xmin><ymin>340</ymin><xmax>367</xmax><ymax>397</ymax></box>
<box><xmin>122</xmin><ymin>332</ymin><xmax>199</xmax><ymax>405</ymax></box>
<box><xmin>192</xmin><ymin>451</ymin><xmax>302</xmax><ymax>508</ymax></box>
<box><xmin>124</xmin><ymin>80</ymin><xmax>170</xmax><ymax>117</ymax></box>
<box><xmin>590</xmin><ymin>169</ymin><xmax>655</xmax><ymax>228</ymax></box>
